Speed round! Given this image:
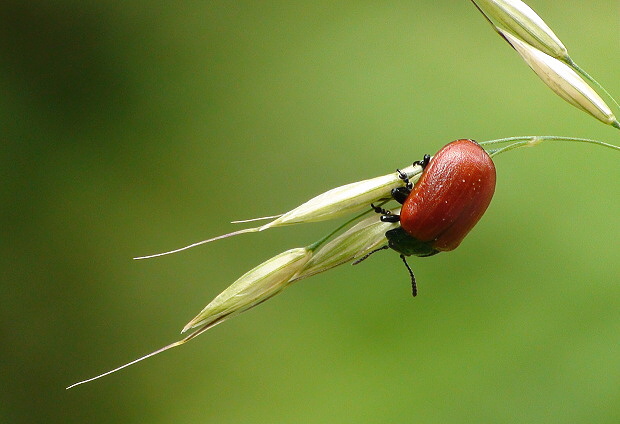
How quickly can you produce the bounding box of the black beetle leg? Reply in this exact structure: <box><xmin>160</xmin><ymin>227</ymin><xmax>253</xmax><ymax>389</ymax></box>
<box><xmin>371</xmin><ymin>203</ymin><xmax>401</xmax><ymax>223</ymax></box>
<box><xmin>391</xmin><ymin>186</ymin><xmax>410</xmax><ymax>205</ymax></box>
<box><xmin>396</xmin><ymin>168</ymin><xmax>412</xmax><ymax>190</ymax></box>
<box><xmin>412</xmin><ymin>154</ymin><xmax>431</xmax><ymax>170</ymax></box>
<box><xmin>380</xmin><ymin>214</ymin><xmax>401</xmax><ymax>223</ymax></box>
<box><xmin>371</xmin><ymin>203</ymin><xmax>390</xmax><ymax>215</ymax></box>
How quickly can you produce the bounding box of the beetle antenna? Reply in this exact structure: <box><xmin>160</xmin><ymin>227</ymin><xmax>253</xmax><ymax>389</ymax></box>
<box><xmin>399</xmin><ymin>254</ymin><xmax>417</xmax><ymax>297</ymax></box>
<box><xmin>352</xmin><ymin>245</ymin><xmax>389</xmax><ymax>265</ymax></box>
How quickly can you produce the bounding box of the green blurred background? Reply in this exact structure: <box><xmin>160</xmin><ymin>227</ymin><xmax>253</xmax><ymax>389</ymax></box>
<box><xmin>2</xmin><ymin>1</ymin><xmax>619</xmax><ymax>423</ymax></box>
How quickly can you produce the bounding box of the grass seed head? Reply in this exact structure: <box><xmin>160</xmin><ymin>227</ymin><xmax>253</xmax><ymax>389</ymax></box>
<box><xmin>472</xmin><ymin>0</ymin><xmax>569</xmax><ymax>60</ymax></box>
<box><xmin>182</xmin><ymin>247</ymin><xmax>312</xmax><ymax>332</ymax></box>
<box><xmin>258</xmin><ymin>165</ymin><xmax>423</xmax><ymax>229</ymax></box>
<box><xmin>295</xmin><ymin>212</ymin><xmax>400</xmax><ymax>280</ymax></box>
<box><xmin>501</xmin><ymin>30</ymin><xmax>616</xmax><ymax>125</ymax></box>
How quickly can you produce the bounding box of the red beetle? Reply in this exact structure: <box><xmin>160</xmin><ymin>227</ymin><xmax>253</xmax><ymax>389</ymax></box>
<box><xmin>356</xmin><ymin>139</ymin><xmax>496</xmax><ymax>296</ymax></box>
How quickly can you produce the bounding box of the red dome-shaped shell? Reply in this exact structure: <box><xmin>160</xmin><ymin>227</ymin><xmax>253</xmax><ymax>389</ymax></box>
<box><xmin>399</xmin><ymin>139</ymin><xmax>496</xmax><ymax>251</ymax></box>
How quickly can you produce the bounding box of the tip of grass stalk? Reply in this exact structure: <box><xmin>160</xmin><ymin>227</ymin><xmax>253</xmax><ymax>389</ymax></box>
<box><xmin>231</xmin><ymin>214</ymin><xmax>282</xmax><ymax>224</ymax></box>
<box><xmin>133</xmin><ymin>227</ymin><xmax>260</xmax><ymax>260</ymax></box>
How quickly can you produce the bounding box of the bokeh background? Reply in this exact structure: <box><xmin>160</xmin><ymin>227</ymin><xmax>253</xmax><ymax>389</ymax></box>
<box><xmin>2</xmin><ymin>1</ymin><xmax>619</xmax><ymax>423</ymax></box>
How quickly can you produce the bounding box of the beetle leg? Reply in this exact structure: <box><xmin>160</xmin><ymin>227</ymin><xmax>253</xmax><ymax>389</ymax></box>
<box><xmin>412</xmin><ymin>154</ymin><xmax>431</xmax><ymax>170</ymax></box>
<box><xmin>396</xmin><ymin>168</ymin><xmax>412</xmax><ymax>190</ymax></box>
<box><xmin>399</xmin><ymin>254</ymin><xmax>417</xmax><ymax>297</ymax></box>
<box><xmin>370</xmin><ymin>203</ymin><xmax>388</xmax><ymax>214</ymax></box>
<box><xmin>396</xmin><ymin>155</ymin><xmax>429</xmax><ymax>194</ymax></box>
<box><xmin>371</xmin><ymin>203</ymin><xmax>401</xmax><ymax>223</ymax></box>
<box><xmin>391</xmin><ymin>186</ymin><xmax>410</xmax><ymax>204</ymax></box>
<box><xmin>380</xmin><ymin>214</ymin><xmax>400</xmax><ymax>223</ymax></box>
